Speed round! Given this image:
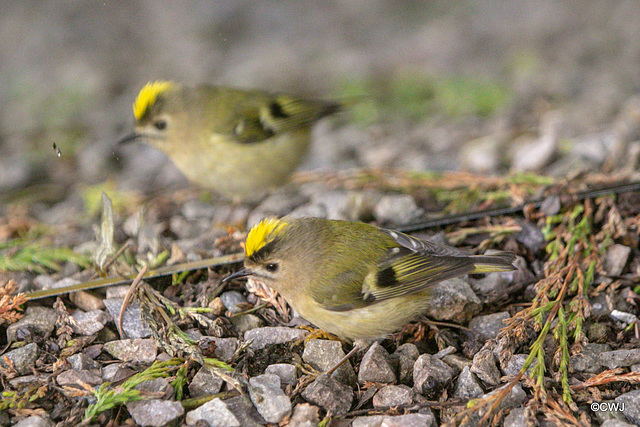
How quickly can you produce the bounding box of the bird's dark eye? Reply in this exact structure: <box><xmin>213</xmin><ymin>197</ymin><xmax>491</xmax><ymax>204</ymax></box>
<box><xmin>154</xmin><ymin>119</ymin><xmax>167</xmax><ymax>130</ymax></box>
<box><xmin>265</xmin><ymin>263</ymin><xmax>279</xmax><ymax>273</ymax></box>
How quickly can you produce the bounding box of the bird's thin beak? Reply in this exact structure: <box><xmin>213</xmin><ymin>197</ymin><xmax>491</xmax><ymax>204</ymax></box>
<box><xmin>222</xmin><ymin>267</ymin><xmax>253</xmax><ymax>283</ymax></box>
<box><xmin>118</xmin><ymin>132</ymin><xmax>141</xmax><ymax>145</ymax></box>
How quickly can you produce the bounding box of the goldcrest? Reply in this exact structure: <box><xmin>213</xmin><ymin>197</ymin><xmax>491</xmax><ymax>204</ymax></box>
<box><xmin>120</xmin><ymin>81</ymin><xmax>339</xmax><ymax>201</ymax></box>
<box><xmin>225</xmin><ymin>217</ymin><xmax>517</xmax><ymax>341</ymax></box>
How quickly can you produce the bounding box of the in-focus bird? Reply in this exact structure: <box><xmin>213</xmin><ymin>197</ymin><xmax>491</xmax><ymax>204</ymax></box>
<box><xmin>225</xmin><ymin>217</ymin><xmax>517</xmax><ymax>341</ymax></box>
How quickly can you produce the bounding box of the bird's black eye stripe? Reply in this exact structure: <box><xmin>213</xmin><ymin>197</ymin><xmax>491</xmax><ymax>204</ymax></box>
<box><xmin>265</xmin><ymin>262</ymin><xmax>279</xmax><ymax>273</ymax></box>
<box><xmin>376</xmin><ymin>266</ymin><xmax>397</xmax><ymax>288</ymax></box>
<box><xmin>268</xmin><ymin>101</ymin><xmax>288</xmax><ymax>119</ymax></box>
<box><xmin>154</xmin><ymin>119</ymin><xmax>167</xmax><ymax>130</ymax></box>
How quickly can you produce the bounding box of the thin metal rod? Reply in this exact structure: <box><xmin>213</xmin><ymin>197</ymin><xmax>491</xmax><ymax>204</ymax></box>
<box><xmin>397</xmin><ymin>181</ymin><xmax>640</xmax><ymax>233</ymax></box>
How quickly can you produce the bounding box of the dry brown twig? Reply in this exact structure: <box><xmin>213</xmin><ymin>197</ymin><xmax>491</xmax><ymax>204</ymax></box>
<box><xmin>572</xmin><ymin>368</ymin><xmax>640</xmax><ymax>390</ymax></box>
<box><xmin>245</xmin><ymin>277</ymin><xmax>291</xmax><ymax>321</ymax></box>
<box><xmin>54</xmin><ymin>298</ymin><xmax>75</xmax><ymax>348</ymax></box>
<box><xmin>544</xmin><ymin>394</ymin><xmax>591</xmax><ymax>427</ymax></box>
<box><xmin>0</xmin><ymin>280</ymin><xmax>27</xmax><ymax>325</ymax></box>
<box><xmin>118</xmin><ymin>264</ymin><xmax>148</xmax><ymax>339</ymax></box>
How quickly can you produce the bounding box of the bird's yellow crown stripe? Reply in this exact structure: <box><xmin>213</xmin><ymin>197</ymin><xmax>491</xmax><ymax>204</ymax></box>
<box><xmin>245</xmin><ymin>218</ymin><xmax>288</xmax><ymax>257</ymax></box>
<box><xmin>133</xmin><ymin>81</ymin><xmax>174</xmax><ymax>120</ymax></box>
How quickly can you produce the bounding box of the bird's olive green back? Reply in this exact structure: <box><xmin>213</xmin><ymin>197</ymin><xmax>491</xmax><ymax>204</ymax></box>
<box><xmin>262</xmin><ymin>218</ymin><xmax>514</xmax><ymax>311</ymax></box>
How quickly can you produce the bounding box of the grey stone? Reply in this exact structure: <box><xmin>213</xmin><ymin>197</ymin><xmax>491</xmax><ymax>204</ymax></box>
<box><xmin>309</xmin><ymin>190</ymin><xmax>353</xmax><ymax>220</ymax></box>
<box><xmin>392</xmin><ymin>343</ymin><xmax>420</xmax><ymax>384</ymax></box>
<box><xmin>230</xmin><ymin>313</ymin><xmax>264</xmax><ymax>333</ymax></box>
<box><xmin>181</xmin><ymin>199</ymin><xmax>218</xmax><ymax>220</ymax></box>
<box><xmin>605</xmin><ymin>244</ymin><xmax>631</xmax><ymax>276</ymax></box>
<box><xmin>515</xmin><ymin>222</ymin><xmax>546</xmax><ymax>253</ymax></box>
<box><xmin>185</xmin><ymin>397</ymin><xmax>240</xmax><ymax>426</ymax></box>
<box><xmin>248</xmin><ymin>374</ymin><xmax>292</xmax><ymax>423</ymax></box>
<box><xmin>156</xmin><ymin>352</ymin><xmax>172</xmax><ymax>362</ymax></box>
<box><xmin>105</xmin><ymin>285</ymin><xmax>130</xmax><ymax>299</ymax></box>
<box><xmin>504</xmin><ymin>407</ymin><xmax>527</xmax><ymax>427</ymax></box>
<box><xmin>9</xmin><ymin>374</ymin><xmax>48</xmax><ymax>388</ymax></box>
<box><xmin>244</xmin><ymin>326</ymin><xmax>307</xmax><ymax>350</ymax></box>
<box><xmin>590</xmin><ymin>293</ymin><xmax>613</xmax><ymax>317</ymax></box>
<box><xmin>189</xmin><ymin>366</ymin><xmax>224</xmax><ymax>397</ymax></box>
<box><xmin>184</xmin><ymin>328</ymin><xmax>204</xmax><ymax>341</ymax></box>
<box><xmin>610</xmin><ymin>310</ymin><xmax>639</xmax><ymax>327</ymax></box>
<box><xmin>460</xmin><ymin>135</ymin><xmax>501</xmax><ymax>173</ymax></box>
<box><xmin>413</xmin><ymin>354</ymin><xmax>455</xmax><ymax>396</ymax></box>
<box><xmin>471</xmin><ymin>347</ymin><xmax>501</xmax><ymax>385</ymax></box>
<box><xmin>103</xmin><ymin>338</ymin><xmax>157</xmax><ymax>363</ymax></box>
<box><xmin>247</xmin><ymin>192</ymin><xmax>309</xmax><ymax>227</ymax></box>
<box><xmin>136</xmin><ymin>222</ymin><xmax>163</xmax><ymax>253</ymax></box>
<box><xmin>352</xmin><ymin>412</ymin><xmax>436</xmax><ymax>427</ymax></box>
<box><xmin>302</xmin><ymin>339</ymin><xmax>356</xmax><ymax>385</ymax></box>
<box><xmin>434</xmin><ymin>346</ymin><xmax>457</xmax><ymax>359</ymax></box>
<box><xmin>0</xmin><ymin>153</ymin><xmax>38</xmax><ymax>194</ymax></box>
<box><xmin>567</xmin><ymin>132</ymin><xmax>614</xmax><ymax>163</ymax></box>
<box><xmin>102</xmin><ymin>363</ymin><xmax>135</xmax><ymax>382</ymax></box>
<box><xmin>208</xmin><ymin>296</ymin><xmax>226</xmax><ymax>316</ymax></box>
<box><xmin>67</xmin><ymin>353</ymin><xmax>100</xmax><ymax>371</ymax></box>
<box><xmin>454</xmin><ymin>366</ymin><xmax>484</xmax><ymax>399</ymax></box>
<box><xmin>0</xmin><ymin>343</ymin><xmax>40</xmax><ymax>375</ymax></box>
<box><xmin>103</xmin><ymin>298</ymin><xmax>152</xmax><ymax>339</ymax></box>
<box><xmin>601</xmin><ymin>420</ymin><xmax>635</xmax><ymax>427</ymax></box>
<box><xmin>265</xmin><ymin>363</ymin><xmax>298</xmax><ymax>386</ymax></box>
<box><xmin>442</xmin><ymin>354</ymin><xmax>472</xmax><ymax>372</ymax></box>
<box><xmin>6</xmin><ymin>306</ymin><xmax>58</xmax><ymax>342</ymax></box>
<box><xmin>539</xmin><ymin>195</ymin><xmax>561</xmax><ymax>216</ymax></box>
<box><xmin>208</xmin><ymin>337</ymin><xmax>240</xmax><ymax>362</ymax></box>
<box><xmin>134</xmin><ymin>378</ymin><xmax>174</xmax><ymax>399</ymax></box>
<box><xmin>483</xmin><ymin>383</ymin><xmax>526</xmax><ymax>410</ymax></box>
<box><xmin>126</xmin><ymin>400</ymin><xmax>184</xmax><ymax>427</ymax></box>
<box><xmin>599</xmin><ymin>349</ymin><xmax>640</xmax><ymax>369</ymax></box>
<box><xmin>69</xmin><ymin>291</ymin><xmax>105</xmax><ymax>312</ymax></box>
<box><xmin>470</xmin><ymin>268</ymin><xmax>521</xmax><ymax>305</ymax></box>
<box><xmin>372</xmin><ymin>384</ymin><xmax>413</xmax><ymax>408</ymax></box>
<box><xmin>593</xmin><ymin>404</ymin><xmax>629</xmax><ymax>425</ymax></box>
<box><xmin>423</xmin><ymin>278</ymin><xmax>482</xmax><ymax>323</ymax></box>
<box><xmin>502</xmin><ymin>354</ymin><xmax>530</xmax><ymax>377</ymax></box>
<box><xmin>359</xmin><ymin>342</ymin><xmax>396</xmax><ymax>384</ymax></box>
<box><xmin>220</xmin><ymin>290</ymin><xmax>248</xmax><ymax>313</ymax></box>
<box><xmin>374</xmin><ymin>194</ymin><xmax>424</xmax><ymax>225</ymax></box>
<box><xmin>394</xmin><ymin>342</ymin><xmax>420</xmax><ymax>360</ymax></box>
<box><xmin>71</xmin><ymin>309</ymin><xmax>108</xmax><ymax>335</ymax></box>
<box><xmin>13</xmin><ymin>415</ymin><xmax>52</xmax><ymax>427</ymax></box>
<box><xmin>345</xmin><ymin>191</ymin><xmax>384</xmax><ymax>221</ymax></box>
<box><xmin>301</xmin><ymin>374</ymin><xmax>353</xmax><ymax>415</ymax></box>
<box><xmin>84</xmin><ymin>344</ymin><xmax>103</xmax><ymax>359</ymax></box>
<box><xmin>468</xmin><ymin>312</ymin><xmax>510</xmax><ymax>340</ymax></box>
<box><xmin>224</xmin><ymin>395</ymin><xmax>266</xmax><ymax>427</ymax></box>
<box><xmin>288</xmin><ymin>202</ymin><xmax>329</xmax><ymax>219</ymax></box>
<box><xmin>510</xmin><ymin>111</ymin><xmax>560</xmax><ymax>171</ymax></box>
<box><xmin>288</xmin><ymin>403</ymin><xmax>320</xmax><ymax>427</ymax></box>
<box><xmin>615</xmin><ymin>389</ymin><xmax>640</xmax><ymax>424</ymax></box>
<box><xmin>51</xmin><ymin>277</ymin><xmax>81</xmax><ymax>290</ymax></box>
<box><xmin>33</xmin><ymin>275</ymin><xmax>55</xmax><ymax>290</ymax></box>
<box><xmin>56</xmin><ymin>369</ymin><xmax>103</xmax><ymax>387</ymax></box>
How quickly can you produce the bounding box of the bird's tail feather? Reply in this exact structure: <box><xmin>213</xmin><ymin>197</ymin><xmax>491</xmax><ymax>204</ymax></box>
<box><xmin>472</xmin><ymin>252</ymin><xmax>517</xmax><ymax>273</ymax></box>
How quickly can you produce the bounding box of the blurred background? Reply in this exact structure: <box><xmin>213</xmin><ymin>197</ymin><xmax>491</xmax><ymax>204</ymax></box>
<box><xmin>1</xmin><ymin>0</ymin><xmax>640</xmax><ymax>208</ymax></box>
